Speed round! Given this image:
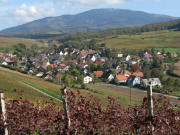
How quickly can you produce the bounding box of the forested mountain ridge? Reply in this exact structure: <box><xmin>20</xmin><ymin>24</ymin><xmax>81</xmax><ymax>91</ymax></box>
<box><xmin>0</xmin><ymin>8</ymin><xmax>177</xmax><ymax>35</ymax></box>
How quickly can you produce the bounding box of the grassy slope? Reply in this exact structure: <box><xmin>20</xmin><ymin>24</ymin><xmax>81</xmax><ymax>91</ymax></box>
<box><xmin>0</xmin><ymin>67</ymin><xmax>179</xmax><ymax>108</ymax></box>
<box><xmin>87</xmin><ymin>83</ymin><xmax>180</xmax><ymax>106</ymax></box>
<box><xmin>0</xmin><ymin>37</ymin><xmax>43</xmax><ymax>48</ymax></box>
<box><xmin>0</xmin><ymin>67</ymin><xmax>62</xmax><ymax>105</ymax></box>
<box><xmin>173</xmin><ymin>61</ymin><xmax>180</xmax><ymax>76</ymax></box>
<box><xmin>98</xmin><ymin>30</ymin><xmax>180</xmax><ymax>49</ymax></box>
<box><xmin>0</xmin><ymin>67</ymin><xmax>139</xmax><ymax>107</ymax></box>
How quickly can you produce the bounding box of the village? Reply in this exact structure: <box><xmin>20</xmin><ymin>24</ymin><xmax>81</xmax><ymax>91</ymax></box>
<box><xmin>0</xmin><ymin>45</ymin><xmax>179</xmax><ymax>92</ymax></box>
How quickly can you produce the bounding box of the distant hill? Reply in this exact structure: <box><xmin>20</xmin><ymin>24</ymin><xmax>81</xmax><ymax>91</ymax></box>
<box><xmin>53</xmin><ymin>19</ymin><xmax>180</xmax><ymax>50</ymax></box>
<box><xmin>0</xmin><ymin>8</ymin><xmax>178</xmax><ymax>35</ymax></box>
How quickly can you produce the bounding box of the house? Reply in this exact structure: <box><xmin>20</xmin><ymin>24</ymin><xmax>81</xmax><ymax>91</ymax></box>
<box><xmin>28</xmin><ymin>69</ymin><xmax>34</xmax><ymax>74</ymax></box>
<box><xmin>90</xmin><ymin>55</ymin><xmax>96</xmax><ymax>62</ymax></box>
<box><xmin>84</xmin><ymin>76</ymin><xmax>93</xmax><ymax>84</ymax></box>
<box><xmin>125</xmin><ymin>55</ymin><xmax>131</xmax><ymax>61</ymax></box>
<box><xmin>142</xmin><ymin>78</ymin><xmax>162</xmax><ymax>87</ymax></box>
<box><xmin>50</xmin><ymin>64</ymin><xmax>58</xmax><ymax>69</ymax></box>
<box><xmin>86</xmin><ymin>54</ymin><xmax>100</xmax><ymax>62</ymax></box>
<box><xmin>144</xmin><ymin>52</ymin><xmax>153</xmax><ymax>62</ymax></box>
<box><xmin>83</xmin><ymin>69</ymin><xmax>88</xmax><ymax>74</ymax></box>
<box><xmin>107</xmin><ymin>74</ymin><xmax>114</xmax><ymax>82</ymax></box>
<box><xmin>94</xmin><ymin>71</ymin><xmax>104</xmax><ymax>77</ymax></box>
<box><xmin>64</xmin><ymin>66</ymin><xmax>70</xmax><ymax>71</ymax></box>
<box><xmin>60</xmin><ymin>64</ymin><xmax>66</xmax><ymax>68</ymax></box>
<box><xmin>117</xmin><ymin>53</ymin><xmax>123</xmax><ymax>58</ymax></box>
<box><xmin>134</xmin><ymin>56</ymin><xmax>141</xmax><ymax>62</ymax></box>
<box><xmin>2</xmin><ymin>61</ymin><xmax>8</xmax><ymax>66</ymax></box>
<box><xmin>115</xmin><ymin>75</ymin><xmax>127</xmax><ymax>84</ymax></box>
<box><xmin>82</xmin><ymin>64</ymin><xmax>88</xmax><ymax>69</ymax></box>
<box><xmin>36</xmin><ymin>72</ymin><xmax>44</xmax><ymax>77</ymax></box>
<box><xmin>64</xmin><ymin>51</ymin><xmax>68</xmax><ymax>56</ymax></box>
<box><xmin>171</xmin><ymin>52</ymin><xmax>178</xmax><ymax>58</ymax></box>
<box><xmin>132</xmin><ymin>72</ymin><xmax>144</xmax><ymax>78</ymax></box>
<box><xmin>127</xmin><ymin>76</ymin><xmax>141</xmax><ymax>86</ymax></box>
<box><xmin>130</xmin><ymin>60</ymin><xmax>137</xmax><ymax>65</ymax></box>
<box><xmin>59</xmin><ymin>51</ymin><xmax>64</xmax><ymax>56</ymax></box>
<box><xmin>5</xmin><ymin>58</ymin><xmax>15</xmax><ymax>65</ymax></box>
<box><xmin>121</xmin><ymin>70</ymin><xmax>131</xmax><ymax>77</ymax></box>
<box><xmin>45</xmin><ymin>74</ymin><xmax>53</xmax><ymax>80</ymax></box>
<box><xmin>95</xmin><ymin>60</ymin><xmax>104</xmax><ymax>64</ymax></box>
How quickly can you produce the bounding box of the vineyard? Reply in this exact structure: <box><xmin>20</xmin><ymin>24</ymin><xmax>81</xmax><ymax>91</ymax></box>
<box><xmin>0</xmin><ymin>88</ymin><xmax>180</xmax><ymax>135</ymax></box>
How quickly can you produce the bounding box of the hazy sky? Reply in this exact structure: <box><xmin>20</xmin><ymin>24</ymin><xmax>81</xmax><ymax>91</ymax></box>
<box><xmin>0</xmin><ymin>0</ymin><xmax>179</xmax><ymax>30</ymax></box>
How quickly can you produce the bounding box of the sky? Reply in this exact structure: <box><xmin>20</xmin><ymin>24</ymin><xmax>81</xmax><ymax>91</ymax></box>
<box><xmin>0</xmin><ymin>0</ymin><xmax>179</xmax><ymax>30</ymax></box>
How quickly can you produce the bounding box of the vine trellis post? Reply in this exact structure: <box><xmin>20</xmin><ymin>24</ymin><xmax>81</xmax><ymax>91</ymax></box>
<box><xmin>61</xmin><ymin>85</ymin><xmax>71</xmax><ymax>132</ymax></box>
<box><xmin>0</xmin><ymin>93</ymin><xmax>8</xmax><ymax>135</ymax></box>
<box><xmin>147</xmin><ymin>84</ymin><xmax>153</xmax><ymax>117</ymax></box>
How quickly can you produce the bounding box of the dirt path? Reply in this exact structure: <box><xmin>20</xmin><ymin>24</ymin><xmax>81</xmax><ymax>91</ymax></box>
<box><xmin>20</xmin><ymin>81</ymin><xmax>62</xmax><ymax>102</ymax></box>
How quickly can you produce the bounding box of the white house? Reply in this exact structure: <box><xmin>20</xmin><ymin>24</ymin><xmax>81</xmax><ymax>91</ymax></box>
<box><xmin>83</xmin><ymin>69</ymin><xmax>88</xmax><ymax>74</ymax></box>
<box><xmin>64</xmin><ymin>52</ymin><xmax>68</xmax><ymax>56</ymax></box>
<box><xmin>59</xmin><ymin>51</ymin><xmax>64</xmax><ymax>56</ymax></box>
<box><xmin>107</xmin><ymin>74</ymin><xmax>114</xmax><ymax>82</ymax></box>
<box><xmin>91</xmin><ymin>55</ymin><xmax>96</xmax><ymax>62</ymax></box>
<box><xmin>142</xmin><ymin>78</ymin><xmax>162</xmax><ymax>87</ymax></box>
<box><xmin>46</xmin><ymin>61</ymin><xmax>50</xmax><ymax>66</ymax></box>
<box><xmin>126</xmin><ymin>55</ymin><xmax>131</xmax><ymax>61</ymax></box>
<box><xmin>2</xmin><ymin>61</ymin><xmax>8</xmax><ymax>66</ymax></box>
<box><xmin>36</xmin><ymin>72</ymin><xmax>44</xmax><ymax>77</ymax></box>
<box><xmin>127</xmin><ymin>77</ymin><xmax>141</xmax><ymax>86</ymax></box>
<box><xmin>84</xmin><ymin>76</ymin><xmax>93</xmax><ymax>84</ymax></box>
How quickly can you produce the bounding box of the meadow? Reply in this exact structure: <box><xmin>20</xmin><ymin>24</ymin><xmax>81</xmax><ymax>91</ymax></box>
<box><xmin>0</xmin><ymin>67</ymin><xmax>62</xmax><ymax>105</ymax></box>
<box><xmin>98</xmin><ymin>30</ymin><xmax>180</xmax><ymax>49</ymax></box>
<box><xmin>172</xmin><ymin>61</ymin><xmax>180</xmax><ymax>77</ymax></box>
<box><xmin>0</xmin><ymin>67</ymin><xmax>143</xmax><ymax>107</ymax></box>
<box><xmin>0</xmin><ymin>37</ymin><xmax>43</xmax><ymax>48</ymax></box>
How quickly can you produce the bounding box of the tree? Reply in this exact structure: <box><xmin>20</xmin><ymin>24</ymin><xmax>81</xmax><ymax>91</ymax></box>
<box><xmin>64</xmin><ymin>74</ymin><xmax>74</xmax><ymax>87</ymax></box>
<box><xmin>165</xmin><ymin>77</ymin><xmax>175</xmax><ymax>86</ymax></box>
<box><xmin>77</xmin><ymin>75</ymin><xmax>84</xmax><ymax>85</ymax></box>
<box><xmin>132</xmin><ymin>64</ymin><xmax>140</xmax><ymax>72</ymax></box>
<box><xmin>151</xmin><ymin>68</ymin><xmax>163</xmax><ymax>79</ymax></box>
<box><xmin>143</xmin><ymin>68</ymin><xmax>151</xmax><ymax>78</ymax></box>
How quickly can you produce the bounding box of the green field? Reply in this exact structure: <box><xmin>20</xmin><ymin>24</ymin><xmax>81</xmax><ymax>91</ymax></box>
<box><xmin>0</xmin><ymin>67</ymin><xmax>141</xmax><ymax>107</ymax></box>
<box><xmin>0</xmin><ymin>67</ymin><xmax>180</xmax><ymax>108</ymax></box>
<box><xmin>98</xmin><ymin>30</ymin><xmax>180</xmax><ymax>49</ymax></box>
<box><xmin>154</xmin><ymin>47</ymin><xmax>180</xmax><ymax>53</ymax></box>
<box><xmin>0</xmin><ymin>37</ymin><xmax>44</xmax><ymax>48</ymax></box>
<box><xmin>172</xmin><ymin>61</ymin><xmax>180</xmax><ymax>77</ymax></box>
<box><xmin>0</xmin><ymin>67</ymin><xmax>62</xmax><ymax>105</ymax></box>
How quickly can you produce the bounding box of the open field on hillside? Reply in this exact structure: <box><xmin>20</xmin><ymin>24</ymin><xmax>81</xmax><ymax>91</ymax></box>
<box><xmin>0</xmin><ymin>67</ymin><xmax>62</xmax><ymax>105</ymax></box>
<box><xmin>172</xmin><ymin>61</ymin><xmax>180</xmax><ymax>77</ymax></box>
<box><xmin>154</xmin><ymin>47</ymin><xmax>180</xmax><ymax>53</ymax></box>
<box><xmin>0</xmin><ymin>67</ymin><xmax>141</xmax><ymax>107</ymax></box>
<box><xmin>88</xmin><ymin>83</ymin><xmax>180</xmax><ymax>106</ymax></box>
<box><xmin>0</xmin><ymin>66</ymin><xmax>180</xmax><ymax>108</ymax></box>
<box><xmin>99</xmin><ymin>30</ymin><xmax>180</xmax><ymax>49</ymax></box>
<box><xmin>0</xmin><ymin>37</ymin><xmax>43</xmax><ymax>48</ymax></box>
<box><xmin>0</xmin><ymin>67</ymin><xmax>115</xmax><ymax>106</ymax></box>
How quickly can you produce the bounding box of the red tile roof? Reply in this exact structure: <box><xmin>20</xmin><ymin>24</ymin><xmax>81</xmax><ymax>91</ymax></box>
<box><xmin>134</xmin><ymin>56</ymin><xmax>141</xmax><ymax>60</ymax></box>
<box><xmin>60</xmin><ymin>64</ymin><xmax>66</xmax><ymax>67</ymax></box>
<box><xmin>132</xmin><ymin>72</ymin><xmax>144</xmax><ymax>77</ymax></box>
<box><xmin>50</xmin><ymin>64</ymin><xmax>58</xmax><ymax>68</ymax></box>
<box><xmin>95</xmin><ymin>60</ymin><xmax>104</xmax><ymax>64</ymax></box>
<box><xmin>94</xmin><ymin>71</ymin><xmax>104</xmax><ymax>77</ymax></box>
<box><xmin>144</xmin><ymin>53</ymin><xmax>152</xmax><ymax>59</ymax></box>
<box><xmin>121</xmin><ymin>70</ymin><xmax>131</xmax><ymax>75</ymax></box>
<box><xmin>116</xmin><ymin>75</ymin><xmax>127</xmax><ymax>81</ymax></box>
